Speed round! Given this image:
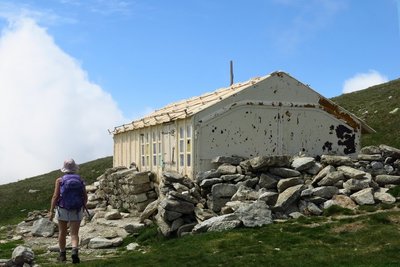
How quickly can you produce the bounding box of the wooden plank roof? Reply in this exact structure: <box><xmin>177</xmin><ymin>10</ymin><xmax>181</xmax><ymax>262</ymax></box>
<box><xmin>112</xmin><ymin>71</ymin><xmax>375</xmax><ymax>135</ymax></box>
<box><xmin>112</xmin><ymin>75</ymin><xmax>265</xmax><ymax>134</ymax></box>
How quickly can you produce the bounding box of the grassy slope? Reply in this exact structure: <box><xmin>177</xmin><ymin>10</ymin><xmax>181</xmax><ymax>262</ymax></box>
<box><xmin>0</xmin><ymin>157</ymin><xmax>112</xmax><ymax>225</ymax></box>
<box><xmin>331</xmin><ymin>78</ymin><xmax>400</xmax><ymax>148</ymax></box>
<box><xmin>71</xmin><ymin>208</ymin><xmax>400</xmax><ymax>267</ymax></box>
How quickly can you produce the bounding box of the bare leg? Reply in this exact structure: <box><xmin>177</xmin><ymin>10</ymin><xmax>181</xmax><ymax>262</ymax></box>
<box><xmin>69</xmin><ymin>221</ymin><xmax>81</xmax><ymax>248</ymax></box>
<box><xmin>70</xmin><ymin>220</ymin><xmax>81</xmax><ymax>264</ymax></box>
<box><xmin>58</xmin><ymin>220</ymin><xmax>68</xmax><ymax>251</ymax></box>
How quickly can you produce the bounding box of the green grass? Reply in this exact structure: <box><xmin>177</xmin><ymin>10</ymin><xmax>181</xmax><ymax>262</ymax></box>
<box><xmin>331</xmin><ymin>78</ymin><xmax>400</xmax><ymax>148</ymax></box>
<box><xmin>0</xmin><ymin>157</ymin><xmax>112</xmax><ymax>226</ymax></box>
<box><xmin>54</xmin><ymin>210</ymin><xmax>400</xmax><ymax>267</ymax></box>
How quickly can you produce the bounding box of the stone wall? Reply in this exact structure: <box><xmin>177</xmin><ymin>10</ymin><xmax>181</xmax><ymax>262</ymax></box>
<box><xmin>84</xmin><ymin>144</ymin><xmax>400</xmax><ymax>237</ymax></box>
<box><xmin>139</xmin><ymin>144</ymin><xmax>400</xmax><ymax>236</ymax></box>
<box><xmin>92</xmin><ymin>167</ymin><xmax>158</xmax><ymax>212</ymax></box>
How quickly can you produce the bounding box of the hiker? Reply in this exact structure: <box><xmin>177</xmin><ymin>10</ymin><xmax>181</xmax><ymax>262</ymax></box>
<box><xmin>49</xmin><ymin>159</ymin><xmax>87</xmax><ymax>264</ymax></box>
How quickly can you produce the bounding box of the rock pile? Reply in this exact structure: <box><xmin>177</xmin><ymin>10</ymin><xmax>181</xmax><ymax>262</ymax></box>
<box><xmin>94</xmin><ymin>167</ymin><xmax>158</xmax><ymax>212</ymax></box>
<box><xmin>0</xmin><ymin>246</ymin><xmax>37</xmax><ymax>267</ymax></box>
<box><xmin>141</xmin><ymin>145</ymin><xmax>400</xmax><ymax>236</ymax></box>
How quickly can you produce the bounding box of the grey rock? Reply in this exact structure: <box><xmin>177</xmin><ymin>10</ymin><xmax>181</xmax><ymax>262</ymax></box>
<box><xmin>177</xmin><ymin>223</ymin><xmax>197</xmax><ymax>237</ymax></box>
<box><xmin>360</xmin><ymin>146</ymin><xmax>381</xmax><ymax>155</ymax></box>
<box><xmin>375</xmin><ymin>175</ymin><xmax>400</xmax><ymax>186</ymax></box>
<box><xmin>199</xmin><ymin>178</ymin><xmax>223</xmax><ymax>188</ymax></box>
<box><xmin>237</xmin><ymin>177</ymin><xmax>259</xmax><ymax>188</ymax></box>
<box><xmin>158</xmin><ymin>206</ymin><xmax>183</xmax><ymax>222</ymax></box>
<box><xmin>258</xmin><ymin>191</ymin><xmax>279</xmax><ymax>206</ymax></box>
<box><xmin>249</xmin><ymin>155</ymin><xmax>291</xmax><ymax>170</ymax></box>
<box><xmin>306</xmin><ymin>202</ymin><xmax>323</xmax><ymax>215</ymax></box>
<box><xmin>196</xmin><ymin>170</ymin><xmax>221</xmax><ymax>183</ymax></box>
<box><xmin>343</xmin><ymin>178</ymin><xmax>370</xmax><ymax>192</ymax></box>
<box><xmin>258</xmin><ymin>173</ymin><xmax>278</xmax><ymax>189</ymax></box>
<box><xmin>317</xmin><ymin>171</ymin><xmax>344</xmax><ymax>186</ymax></box>
<box><xmin>291</xmin><ymin>157</ymin><xmax>315</xmax><ymax>171</ymax></box>
<box><xmin>126</xmin><ymin>171</ymin><xmax>151</xmax><ymax>185</ymax></box>
<box><xmin>337</xmin><ymin>166</ymin><xmax>366</xmax><ymax>179</ymax></box>
<box><xmin>124</xmin><ymin>223</ymin><xmax>145</xmax><ymax>234</ymax></box>
<box><xmin>320</xmin><ymin>155</ymin><xmax>353</xmax><ymax>166</ymax></box>
<box><xmin>379</xmin><ymin>144</ymin><xmax>400</xmax><ymax>159</ymax></box>
<box><xmin>171</xmin><ymin>218</ymin><xmax>185</xmax><ymax>232</ymax></box>
<box><xmin>160</xmin><ymin>199</ymin><xmax>195</xmax><ymax>215</ymax></box>
<box><xmin>217</xmin><ymin>164</ymin><xmax>238</xmax><ymax>175</ymax></box>
<box><xmin>163</xmin><ymin>171</ymin><xmax>185</xmax><ymax>183</ymax></box>
<box><xmin>371</xmin><ymin>161</ymin><xmax>384</xmax><ymax>170</ymax></box>
<box><xmin>211</xmin><ymin>156</ymin><xmax>245</xmax><ymax>165</ymax></box>
<box><xmin>220</xmin><ymin>174</ymin><xmax>244</xmax><ymax>182</ymax></box>
<box><xmin>88</xmin><ymin>237</ymin><xmax>123</xmax><ymax>249</ymax></box>
<box><xmin>169</xmin><ymin>191</ymin><xmax>198</xmax><ymax>205</ymax></box>
<box><xmin>12</xmin><ymin>246</ymin><xmax>34</xmax><ymax>265</ymax></box>
<box><xmin>105</xmin><ymin>211</ymin><xmax>122</xmax><ymax>220</ymax></box>
<box><xmin>31</xmin><ymin>218</ymin><xmax>56</xmax><ymax>237</ymax></box>
<box><xmin>374</xmin><ymin>190</ymin><xmax>396</xmax><ymax>204</ymax></box>
<box><xmin>306</xmin><ymin>162</ymin><xmax>323</xmax><ymax>175</ymax></box>
<box><xmin>274</xmin><ymin>184</ymin><xmax>304</xmax><ymax>211</ymax></box>
<box><xmin>350</xmin><ymin>188</ymin><xmax>375</xmax><ymax>205</ymax></box>
<box><xmin>312</xmin><ymin>186</ymin><xmax>338</xmax><ymax>199</ymax></box>
<box><xmin>208</xmin><ymin>220</ymin><xmax>242</xmax><ymax>232</ymax></box>
<box><xmin>357</xmin><ymin>154</ymin><xmax>383</xmax><ymax>161</ymax></box>
<box><xmin>155</xmin><ymin>213</ymin><xmax>172</xmax><ymax>237</ymax></box>
<box><xmin>231</xmin><ymin>185</ymin><xmax>260</xmax><ymax>201</ymax></box>
<box><xmin>311</xmin><ymin>165</ymin><xmax>336</xmax><ymax>186</ymax></box>
<box><xmin>192</xmin><ymin>214</ymin><xmax>239</xmax><ymax>233</ymax></box>
<box><xmin>277</xmin><ymin>177</ymin><xmax>304</xmax><ymax>193</ymax></box>
<box><xmin>139</xmin><ymin>199</ymin><xmax>159</xmax><ymax>222</ymax></box>
<box><xmin>234</xmin><ymin>200</ymin><xmax>272</xmax><ymax>227</ymax></box>
<box><xmin>384</xmin><ymin>164</ymin><xmax>395</xmax><ymax>174</ymax></box>
<box><xmin>126</xmin><ymin>242</ymin><xmax>140</xmax><ymax>251</ymax></box>
<box><xmin>211</xmin><ymin>183</ymin><xmax>238</xmax><ymax>198</ymax></box>
<box><xmin>194</xmin><ymin>207</ymin><xmax>217</xmax><ymax>222</ymax></box>
<box><xmin>269</xmin><ymin>167</ymin><xmax>301</xmax><ymax>178</ymax></box>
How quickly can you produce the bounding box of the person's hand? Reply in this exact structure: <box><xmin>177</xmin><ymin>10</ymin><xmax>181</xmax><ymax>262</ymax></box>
<box><xmin>49</xmin><ymin>211</ymin><xmax>55</xmax><ymax>221</ymax></box>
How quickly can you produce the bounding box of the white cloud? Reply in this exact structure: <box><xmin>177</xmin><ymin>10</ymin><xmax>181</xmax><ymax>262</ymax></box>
<box><xmin>0</xmin><ymin>17</ymin><xmax>125</xmax><ymax>184</ymax></box>
<box><xmin>342</xmin><ymin>70</ymin><xmax>389</xmax><ymax>94</ymax></box>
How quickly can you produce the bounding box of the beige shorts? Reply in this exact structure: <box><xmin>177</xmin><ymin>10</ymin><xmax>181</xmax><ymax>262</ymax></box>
<box><xmin>56</xmin><ymin>207</ymin><xmax>83</xmax><ymax>221</ymax></box>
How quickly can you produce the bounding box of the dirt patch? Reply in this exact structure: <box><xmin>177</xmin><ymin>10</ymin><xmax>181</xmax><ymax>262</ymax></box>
<box><xmin>330</xmin><ymin>222</ymin><xmax>364</xmax><ymax>234</ymax></box>
<box><xmin>387</xmin><ymin>214</ymin><xmax>400</xmax><ymax>224</ymax></box>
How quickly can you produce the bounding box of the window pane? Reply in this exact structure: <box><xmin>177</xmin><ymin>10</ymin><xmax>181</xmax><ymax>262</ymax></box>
<box><xmin>187</xmin><ymin>154</ymin><xmax>191</xmax><ymax>167</ymax></box>
<box><xmin>153</xmin><ymin>143</ymin><xmax>157</xmax><ymax>154</ymax></box>
<box><xmin>186</xmin><ymin>139</ymin><xmax>191</xmax><ymax>152</ymax></box>
<box><xmin>179</xmin><ymin>140</ymin><xmax>184</xmax><ymax>153</ymax></box>
<box><xmin>153</xmin><ymin>155</ymin><xmax>157</xmax><ymax>165</ymax></box>
<box><xmin>179</xmin><ymin>127</ymin><xmax>184</xmax><ymax>138</ymax></box>
<box><xmin>180</xmin><ymin>154</ymin><xmax>184</xmax><ymax>167</ymax></box>
<box><xmin>187</xmin><ymin>125</ymin><xmax>192</xmax><ymax>137</ymax></box>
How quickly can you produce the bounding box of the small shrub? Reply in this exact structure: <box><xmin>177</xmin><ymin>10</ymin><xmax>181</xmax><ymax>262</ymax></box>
<box><xmin>323</xmin><ymin>205</ymin><xmax>354</xmax><ymax>217</ymax></box>
<box><xmin>387</xmin><ymin>186</ymin><xmax>400</xmax><ymax>198</ymax></box>
<box><xmin>358</xmin><ymin>205</ymin><xmax>378</xmax><ymax>213</ymax></box>
<box><xmin>368</xmin><ymin>213</ymin><xmax>391</xmax><ymax>225</ymax></box>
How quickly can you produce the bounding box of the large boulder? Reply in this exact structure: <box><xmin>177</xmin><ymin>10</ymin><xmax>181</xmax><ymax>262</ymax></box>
<box><xmin>12</xmin><ymin>246</ymin><xmax>34</xmax><ymax>266</ymax></box>
<box><xmin>350</xmin><ymin>188</ymin><xmax>375</xmax><ymax>205</ymax></box>
<box><xmin>31</xmin><ymin>218</ymin><xmax>56</xmax><ymax>237</ymax></box>
<box><xmin>234</xmin><ymin>200</ymin><xmax>273</xmax><ymax>227</ymax></box>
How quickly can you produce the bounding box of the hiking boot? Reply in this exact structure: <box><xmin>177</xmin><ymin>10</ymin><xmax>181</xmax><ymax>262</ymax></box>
<box><xmin>71</xmin><ymin>254</ymin><xmax>80</xmax><ymax>264</ymax></box>
<box><xmin>58</xmin><ymin>251</ymin><xmax>67</xmax><ymax>262</ymax></box>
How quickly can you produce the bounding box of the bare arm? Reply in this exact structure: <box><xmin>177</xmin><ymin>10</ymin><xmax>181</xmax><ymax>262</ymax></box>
<box><xmin>49</xmin><ymin>178</ymin><xmax>61</xmax><ymax>220</ymax></box>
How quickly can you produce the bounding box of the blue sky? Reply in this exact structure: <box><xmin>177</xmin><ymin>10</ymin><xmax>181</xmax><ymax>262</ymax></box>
<box><xmin>0</xmin><ymin>0</ymin><xmax>399</xmax><ymax>183</ymax></box>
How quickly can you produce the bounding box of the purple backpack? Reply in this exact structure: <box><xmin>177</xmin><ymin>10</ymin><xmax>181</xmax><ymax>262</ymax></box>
<box><xmin>58</xmin><ymin>174</ymin><xmax>85</xmax><ymax>210</ymax></box>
